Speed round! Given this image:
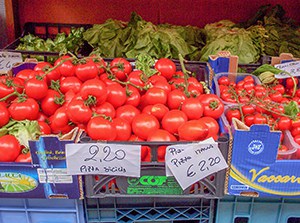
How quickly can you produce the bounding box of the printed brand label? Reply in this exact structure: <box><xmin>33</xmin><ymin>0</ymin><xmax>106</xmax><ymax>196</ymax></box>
<box><xmin>0</xmin><ymin>172</ymin><xmax>38</xmax><ymax>193</ymax></box>
<box><xmin>248</xmin><ymin>140</ymin><xmax>264</xmax><ymax>155</ymax></box>
<box><xmin>37</xmin><ymin>168</ymin><xmax>73</xmax><ymax>184</ymax></box>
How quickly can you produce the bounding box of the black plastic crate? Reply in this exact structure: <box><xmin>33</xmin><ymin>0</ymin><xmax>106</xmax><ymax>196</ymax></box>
<box><xmin>3</xmin><ymin>22</ymin><xmax>92</xmax><ymax>61</ymax></box>
<box><xmin>84</xmin><ymin>196</ymin><xmax>215</xmax><ymax>223</ymax></box>
<box><xmin>80</xmin><ymin>131</ymin><xmax>229</xmax><ymax>199</ymax></box>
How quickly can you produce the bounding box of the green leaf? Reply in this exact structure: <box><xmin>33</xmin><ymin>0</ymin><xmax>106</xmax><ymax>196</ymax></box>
<box><xmin>284</xmin><ymin>101</ymin><xmax>299</xmax><ymax>119</ymax></box>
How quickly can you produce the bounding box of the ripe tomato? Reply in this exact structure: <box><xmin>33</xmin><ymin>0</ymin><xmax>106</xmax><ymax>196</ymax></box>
<box><xmin>218</xmin><ymin>76</ymin><xmax>230</xmax><ymax>86</ymax></box>
<box><xmin>60</xmin><ymin>76</ymin><xmax>82</xmax><ymax>94</ymax></box>
<box><xmin>241</xmin><ymin>104</ymin><xmax>255</xmax><ymax>115</ymax></box>
<box><xmin>253</xmin><ymin>113</ymin><xmax>267</xmax><ymax>124</ymax></box>
<box><xmin>116</xmin><ymin>104</ymin><xmax>140</xmax><ymax>124</ymax></box>
<box><xmin>93</xmin><ymin>102</ymin><xmax>116</xmax><ymax>118</ymax></box>
<box><xmin>41</xmin><ymin>90</ymin><xmax>62</xmax><ymax>116</ymax></box>
<box><xmin>167</xmin><ymin>89</ymin><xmax>187</xmax><ymax>109</ymax></box>
<box><xmin>0</xmin><ymin>77</ymin><xmax>23</xmax><ymax>101</ymax></box>
<box><xmin>144</xmin><ymin>87</ymin><xmax>167</xmax><ymax>105</ymax></box>
<box><xmin>87</xmin><ymin>116</ymin><xmax>117</xmax><ymax>141</ymax></box>
<box><xmin>39</xmin><ymin>67</ymin><xmax>60</xmax><ymax>85</ymax></box>
<box><xmin>92</xmin><ymin>57</ymin><xmax>106</xmax><ymax>74</ymax></box>
<box><xmin>49</xmin><ymin>107</ymin><xmax>69</xmax><ymax>129</ymax></box>
<box><xmin>140</xmin><ymin>146</ymin><xmax>150</xmax><ymax>161</ymax></box>
<box><xmin>34</xmin><ymin>62</ymin><xmax>52</xmax><ymax>72</ymax></box>
<box><xmin>0</xmin><ymin>135</ymin><xmax>21</xmax><ymax>162</ymax></box>
<box><xmin>226</xmin><ymin>108</ymin><xmax>241</xmax><ymax>123</ymax></box>
<box><xmin>292</xmin><ymin>127</ymin><xmax>300</xmax><ymax>137</ymax></box>
<box><xmin>286</xmin><ymin>77</ymin><xmax>298</xmax><ymax>89</ymax></box>
<box><xmin>157</xmin><ymin>145</ymin><xmax>167</xmax><ymax>162</ymax></box>
<box><xmin>293</xmin><ymin>135</ymin><xmax>300</xmax><ymax>145</ymax></box>
<box><xmin>244</xmin><ymin>115</ymin><xmax>255</xmax><ymax>127</ymax></box>
<box><xmin>199</xmin><ymin>116</ymin><xmax>219</xmax><ymax>140</ymax></box>
<box><xmin>188</xmin><ymin>77</ymin><xmax>204</xmax><ymax>94</ymax></box>
<box><xmin>38</xmin><ymin>121</ymin><xmax>51</xmax><ymax>135</ymax></box>
<box><xmin>269</xmin><ymin>91</ymin><xmax>283</xmax><ymax>103</ymax></box>
<box><xmin>181</xmin><ymin>98</ymin><xmax>203</xmax><ymax>120</ymax></box>
<box><xmin>54</xmin><ymin>55</ymin><xmax>76</xmax><ymax>77</ymax></box>
<box><xmin>9</xmin><ymin>97</ymin><xmax>39</xmax><ymax>121</ymax></box>
<box><xmin>147</xmin><ymin>129</ymin><xmax>177</xmax><ymax>141</ymax></box>
<box><xmin>0</xmin><ymin>103</ymin><xmax>10</xmax><ymax>127</ymax></box>
<box><xmin>125</xmin><ymin>86</ymin><xmax>141</xmax><ymax>107</ymax></box>
<box><xmin>243</xmin><ymin>76</ymin><xmax>255</xmax><ymax>83</ymax></box>
<box><xmin>128</xmin><ymin>135</ymin><xmax>144</xmax><ymax>141</ymax></box>
<box><xmin>277</xmin><ymin>117</ymin><xmax>292</xmax><ymax>131</ymax></box>
<box><xmin>272</xmin><ymin>84</ymin><xmax>285</xmax><ymax>94</ymax></box>
<box><xmin>178</xmin><ymin>120</ymin><xmax>208</xmax><ymax>141</ymax></box>
<box><xmin>199</xmin><ymin>94</ymin><xmax>224</xmax><ymax>119</ymax></box>
<box><xmin>151</xmin><ymin>80</ymin><xmax>172</xmax><ymax>95</ymax></box>
<box><xmin>161</xmin><ymin>110</ymin><xmax>187</xmax><ymax>134</ymax></box>
<box><xmin>236</xmin><ymin>80</ymin><xmax>245</xmax><ymax>89</ymax></box>
<box><xmin>243</xmin><ymin>82</ymin><xmax>255</xmax><ymax>94</ymax></box>
<box><xmin>126</xmin><ymin>70</ymin><xmax>145</xmax><ymax>92</ymax></box>
<box><xmin>142</xmin><ymin>103</ymin><xmax>169</xmax><ymax>121</ymax></box>
<box><xmin>15</xmin><ymin>69</ymin><xmax>37</xmax><ymax>83</ymax></box>
<box><xmin>66</xmin><ymin>98</ymin><xmax>92</xmax><ymax>124</ymax></box>
<box><xmin>15</xmin><ymin>151</ymin><xmax>32</xmax><ymax>163</ymax></box>
<box><xmin>80</xmin><ymin>79</ymin><xmax>107</xmax><ymax>106</ymax></box>
<box><xmin>24</xmin><ymin>77</ymin><xmax>48</xmax><ymax>100</ymax></box>
<box><xmin>154</xmin><ymin>58</ymin><xmax>176</xmax><ymax>80</ymax></box>
<box><xmin>75</xmin><ymin>60</ymin><xmax>99</xmax><ymax>82</ymax></box>
<box><xmin>110</xmin><ymin>58</ymin><xmax>132</xmax><ymax>81</ymax></box>
<box><xmin>132</xmin><ymin>114</ymin><xmax>160</xmax><ymax>140</ymax></box>
<box><xmin>106</xmin><ymin>83</ymin><xmax>127</xmax><ymax>108</ymax></box>
<box><xmin>112</xmin><ymin>117</ymin><xmax>131</xmax><ymax>141</ymax></box>
<box><xmin>169</xmin><ymin>77</ymin><xmax>184</xmax><ymax>91</ymax></box>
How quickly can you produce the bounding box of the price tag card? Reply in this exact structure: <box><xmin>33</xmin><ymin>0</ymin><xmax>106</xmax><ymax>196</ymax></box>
<box><xmin>66</xmin><ymin>143</ymin><xmax>141</xmax><ymax>177</ymax></box>
<box><xmin>274</xmin><ymin>61</ymin><xmax>300</xmax><ymax>79</ymax></box>
<box><xmin>165</xmin><ymin>140</ymin><xmax>228</xmax><ymax>190</ymax></box>
<box><xmin>0</xmin><ymin>52</ymin><xmax>22</xmax><ymax>73</ymax></box>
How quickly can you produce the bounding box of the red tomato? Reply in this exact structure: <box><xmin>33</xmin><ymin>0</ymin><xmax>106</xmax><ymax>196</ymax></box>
<box><xmin>178</xmin><ymin>120</ymin><xmax>208</xmax><ymax>141</ymax></box>
<box><xmin>128</xmin><ymin>135</ymin><xmax>144</xmax><ymax>142</ymax></box>
<box><xmin>66</xmin><ymin>98</ymin><xmax>92</xmax><ymax>124</ymax></box>
<box><xmin>80</xmin><ymin>79</ymin><xmax>107</xmax><ymax>106</ymax></box>
<box><xmin>93</xmin><ymin>102</ymin><xmax>116</xmax><ymax>118</ymax></box>
<box><xmin>157</xmin><ymin>145</ymin><xmax>167</xmax><ymax>162</ymax></box>
<box><xmin>0</xmin><ymin>103</ymin><xmax>10</xmax><ymax>127</ymax></box>
<box><xmin>106</xmin><ymin>83</ymin><xmax>127</xmax><ymax>108</ymax></box>
<box><xmin>0</xmin><ymin>77</ymin><xmax>23</xmax><ymax>101</ymax></box>
<box><xmin>167</xmin><ymin>89</ymin><xmax>187</xmax><ymax>109</ymax></box>
<box><xmin>292</xmin><ymin>127</ymin><xmax>300</xmax><ymax>137</ymax></box>
<box><xmin>144</xmin><ymin>87</ymin><xmax>167</xmax><ymax>105</ymax></box>
<box><xmin>244</xmin><ymin>115</ymin><xmax>255</xmax><ymax>127</ymax></box>
<box><xmin>15</xmin><ymin>69</ymin><xmax>37</xmax><ymax>83</ymax></box>
<box><xmin>147</xmin><ymin>129</ymin><xmax>177</xmax><ymax>141</ymax></box>
<box><xmin>132</xmin><ymin>114</ymin><xmax>160</xmax><ymax>140</ymax></box>
<box><xmin>75</xmin><ymin>60</ymin><xmax>99</xmax><ymax>82</ymax></box>
<box><xmin>63</xmin><ymin>90</ymin><xmax>76</xmax><ymax>107</ymax></box>
<box><xmin>161</xmin><ymin>110</ymin><xmax>187</xmax><ymax>134</ymax></box>
<box><xmin>125</xmin><ymin>86</ymin><xmax>141</xmax><ymax>107</ymax></box>
<box><xmin>236</xmin><ymin>80</ymin><xmax>245</xmax><ymax>89</ymax></box>
<box><xmin>269</xmin><ymin>91</ymin><xmax>283</xmax><ymax>103</ymax></box>
<box><xmin>36</xmin><ymin>63</ymin><xmax>60</xmax><ymax>85</ymax></box>
<box><xmin>226</xmin><ymin>108</ymin><xmax>241</xmax><ymax>123</ymax></box>
<box><xmin>54</xmin><ymin>56</ymin><xmax>76</xmax><ymax>77</ymax></box>
<box><xmin>38</xmin><ymin>121</ymin><xmax>51</xmax><ymax>135</ymax></box>
<box><xmin>218</xmin><ymin>76</ymin><xmax>230</xmax><ymax>86</ymax></box>
<box><xmin>154</xmin><ymin>58</ymin><xmax>176</xmax><ymax>80</ymax></box>
<box><xmin>15</xmin><ymin>151</ymin><xmax>32</xmax><ymax>163</ymax></box>
<box><xmin>151</xmin><ymin>80</ymin><xmax>172</xmax><ymax>95</ymax></box>
<box><xmin>277</xmin><ymin>117</ymin><xmax>292</xmax><ymax>131</ymax></box>
<box><xmin>60</xmin><ymin>76</ymin><xmax>82</xmax><ymax>94</ymax></box>
<box><xmin>87</xmin><ymin>116</ymin><xmax>117</xmax><ymax>141</ymax></box>
<box><xmin>112</xmin><ymin>117</ymin><xmax>131</xmax><ymax>141</ymax></box>
<box><xmin>49</xmin><ymin>107</ymin><xmax>69</xmax><ymax>130</ymax></box>
<box><xmin>34</xmin><ymin>62</ymin><xmax>52</xmax><ymax>72</ymax></box>
<box><xmin>24</xmin><ymin>77</ymin><xmax>48</xmax><ymax>100</ymax></box>
<box><xmin>9</xmin><ymin>97</ymin><xmax>39</xmax><ymax>121</ymax></box>
<box><xmin>199</xmin><ymin>116</ymin><xmax>219</xmax><ymax>140</ymax></box>
<box><xmin>286</xmin><ymin>77</ymin><xmax>298</xmax><ymax>89</ymax></box>
<box><xmin>110</xmin><ymin>58</ymin><xmax>132</xmax><ymax>81</ymax></box>
<box><xmin>0</xmin><ymin>135</ymin><xmax>21</xmax><ymax>162</ymax></box>
<box><xmin>253</xmin><ymin>113</ymin><xmax>267</xmax><ymax>124</ymax></box>
<box><xmin>272</xmin><ymin>84</ymin><xmax>285</xmax><ymax>94</ymax></box>
<box><xmin>169</xmin><ymin>77</ymin><xmax>184</xmax><ymax>91</ymax></box>
<box><xmin>140</xmin><ymin>146</ymin><xmax>150</xmax><ymax>161</ymax></box>
<box><xmin>293</xmin><ymin>135</ymin><xmax>300</xmax><ymax>145</ymax></box>
<box><xmin>199</xmin><ymin>94</ymin><xmax>224</xmax><ymax>119</ymax></box>
<box><xmin>91</xmin><ymin>56</ymin><xmax>106</xmax><ymax>74</ymax></box>
<box><xmin>37</xmin><ymin>112</ymin><xmax>48</xmax><ymax>122</ymax></box>
<box><xmin>41</xmin><ymin>90</ymin><xmax>62</xmax><ymax>116</ymax></box>
<box><xmin>148</xmin><ymin>75</ymin><xmax>168</xmax><ymax>84</ymax></box>
<box><xmin>243</xmin><ymin>76</ymin><xmax>255</xmax><ymax>83</ymax></box>
<box><xmin>116</xmin><ymin>105</ymin><xmax>140</xmax><ymax>124</ymax></box>
<box><xmin>188</xmin><ymin>77</ymin><xmax>204</xmax><ymax>94</ymax></box>
<box><xmin>241</xmin><ymin>105</ymin><xmax>255</xmax><ymax>115</ymax></box>
<box><xmin>243</xmin><ymin>82</ymin><xmax>255</xmax><ymax>94</ymax></box>
<box><xmin>126</xmin><ymin>70</ymin><xmax>145</xmax><ymax>92</ymax></box>
<box><xmin>142</xmin><ymin>103</ymin><xmax>169</xmax><ymax>121</ymax></box>
<box><xmin>181</xmin><ymin>98</ymin><xmax>203</xmax><ymax>120</ymax></box>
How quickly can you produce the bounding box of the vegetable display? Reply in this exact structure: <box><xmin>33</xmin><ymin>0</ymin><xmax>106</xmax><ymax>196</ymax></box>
<box><xmin>0</xmin><ymin>54</ymin><xmax>223</xmax><ymax>163</ymax></box>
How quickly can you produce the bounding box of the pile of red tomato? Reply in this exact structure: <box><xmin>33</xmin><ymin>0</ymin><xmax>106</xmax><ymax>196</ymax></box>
<box><xmin>217</xmin><ymin>74</ymin><xmax>300</xmax><ymax>159</ymax></box>
<box><xmin>0</xmin><ymin>55</ymin><xmax>225</xmax><ymax>162</ymax></box>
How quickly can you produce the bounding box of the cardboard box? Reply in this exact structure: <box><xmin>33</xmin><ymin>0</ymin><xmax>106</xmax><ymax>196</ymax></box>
<box><xmin>225</xmin><ymin>118</ymin><xmax>300</xmax><ymax>197</ymax></box>
<box><xmin>0</xmin><ymin>129</ymin><xmax>84</xmax><ymax>199</ymax></box>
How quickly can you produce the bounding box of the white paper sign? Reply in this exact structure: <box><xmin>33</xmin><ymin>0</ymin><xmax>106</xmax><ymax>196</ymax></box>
<box><xmin>0</xmin><ymin>51</ymin><xmax>22</xmax><ymax>73</ymax></box>
<box><xmin>274</xmin><ymin>61</ymin><xmax>300</xmax><ymax>79</ymax></box>
<box><xmin>66</xmin><ymin>143</ymin><xmax>141</xmax><ymax>177</ymax></box>
<box><xmin>166</xmin><ymin>140</ymin><xmax>228</xmax><ymax>190</ymax></box>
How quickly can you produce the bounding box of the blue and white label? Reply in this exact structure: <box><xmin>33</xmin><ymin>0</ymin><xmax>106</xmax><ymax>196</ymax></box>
<box><xmin>248</xmin><ymin>140</ymin><xmax>264</xmax><ymax>155</ymax></box>
<box><xmin>230</xmin><ymin>185</ymin><xmax>249</xmax><ymax>190</ymax></box>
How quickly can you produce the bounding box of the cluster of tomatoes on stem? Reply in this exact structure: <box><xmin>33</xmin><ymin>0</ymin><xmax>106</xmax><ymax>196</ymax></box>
<box><xmin>0</xmin><ymin>54</ymin><xmax>225</xmax><ymax>162</ymax></box>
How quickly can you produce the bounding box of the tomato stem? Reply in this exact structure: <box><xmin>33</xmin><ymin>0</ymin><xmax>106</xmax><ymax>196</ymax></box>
<box><xmin>178</xmin><ymin>54</ymin><xmax>191</xmax><ymax>98</ymax></box>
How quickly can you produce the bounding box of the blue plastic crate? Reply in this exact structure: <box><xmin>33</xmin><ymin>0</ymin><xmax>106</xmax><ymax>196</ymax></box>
<box><xmin>0</xmin><ymin>198</ymin><xmax>85</xmax><ymax>223</ymax></box>
<box><xmin>84</xmin><ymin>197</ymin><xmax>215</xmax><ymax>223</ymax></box>
<box><xmin>215</xmin><ymin>196</ymin><xmax>300</xmax><ymax>223</ymax></box>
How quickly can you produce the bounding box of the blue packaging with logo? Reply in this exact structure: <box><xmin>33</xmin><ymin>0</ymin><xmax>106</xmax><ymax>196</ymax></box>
<box><xmin>226</xmin><ymin>118</ymin><xmax>300</xmax><ymax>198</ymax></box>
<box><xmin>0</xmin><ymin>129</ymin><xmax>83</xmax><ymax>199</ymax></box>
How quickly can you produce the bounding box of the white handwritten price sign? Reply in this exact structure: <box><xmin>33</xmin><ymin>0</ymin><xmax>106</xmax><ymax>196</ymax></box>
<box><xmin>66</xmin><ymin>143</ymin><xmax>141</xmax><ymax>177</ymax></box>
<box><xmin>0</xmin><ymin>52</ymin><xmax>22</xmax><ymax>73</ymax></box>
<box><xmin>165</xmin><ymin>140</ymin><xmax>228</xmax><ymax>190</ymax></box>
<box><xmin>274</xmin><ymin>61</ymin><xmax>300</xmax><ymax>79</ymax></box>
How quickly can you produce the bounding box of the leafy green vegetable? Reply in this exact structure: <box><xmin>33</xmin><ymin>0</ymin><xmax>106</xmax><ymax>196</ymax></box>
<box><xmin>252</xmin><ymin>64</ymin><xmax>283</xmax><ymax>75</ymax></box>
<box><xmin>0</xmin><ymin>120</ymin><xmax>41</xmax><ymax>148</ymax></box>
<box><xmin>284</xmin><ymin>101</ymin><xmax>299</xmax><ymax>119</ymax></box>
<box><xmin>16</xmin><ymin>27</ymin><xmax>85</xmax><ymax>62</ymax></box>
